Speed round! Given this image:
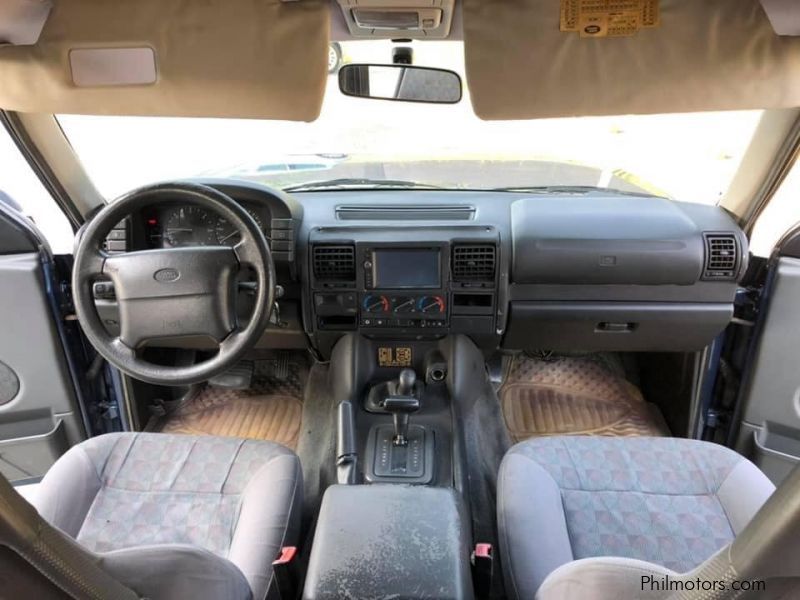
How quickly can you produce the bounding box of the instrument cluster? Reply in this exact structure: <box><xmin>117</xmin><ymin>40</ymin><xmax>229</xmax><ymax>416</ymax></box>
<box><xmin>142</xmin><ymin>203</ymin><xmax>268</xmax><ymax>248</ymax></box>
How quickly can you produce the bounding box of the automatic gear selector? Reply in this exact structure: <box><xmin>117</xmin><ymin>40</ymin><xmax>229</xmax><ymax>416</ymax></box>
<box><xmin>383</xmin><ymin>368</ymin><xmax>420</xmax><ymax>446</ymax></box>
<box><xmin>365</xmin><ymin>367</ymin><xmax>434</xmax><ymax>483</ymax></box>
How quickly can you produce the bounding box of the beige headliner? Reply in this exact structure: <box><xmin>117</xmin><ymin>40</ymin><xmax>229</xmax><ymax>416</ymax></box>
<box><xmin>3</xmin><ymin>0</ymin><xmax>800</xmax><ymax>222</ymax></box>
<box><xmin>0</xmin><ymin>0</ymin><xmax>329</xmax><ymax>121</ymax></box>
<box><xmin>464</xmin><ymin>0</ymin><xmax>800</xmax><ymax>120</ymax></box>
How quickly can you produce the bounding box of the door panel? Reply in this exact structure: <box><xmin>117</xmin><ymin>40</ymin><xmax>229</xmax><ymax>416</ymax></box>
<box><xmin>735</xmin><ymin>232</ymin><xmax>800</xmax><ymax>484</ymax></box>
<box><xmin>0</xmin><ymin>207</ymin><xmax>85</xmax><ymax>482</ymax></box>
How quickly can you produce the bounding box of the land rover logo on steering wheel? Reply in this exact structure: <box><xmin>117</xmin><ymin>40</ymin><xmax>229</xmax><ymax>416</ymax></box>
<box><xmin>154</xmin><ymin>268</ymin><xmax>180</xmax><ymax>282</ymax></box>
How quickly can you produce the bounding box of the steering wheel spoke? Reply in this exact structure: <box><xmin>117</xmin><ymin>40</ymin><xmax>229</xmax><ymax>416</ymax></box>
<box><xmin>233</xmin><ymin>238</ymin><xmax>262</xmax><ymax>266</ymax></box>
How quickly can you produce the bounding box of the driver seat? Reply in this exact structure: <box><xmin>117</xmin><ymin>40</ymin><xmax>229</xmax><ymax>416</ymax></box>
<box><xmin>0</xmin><ymin>432</ymin><xmax>302</xmax><ymax>600</ymax></box>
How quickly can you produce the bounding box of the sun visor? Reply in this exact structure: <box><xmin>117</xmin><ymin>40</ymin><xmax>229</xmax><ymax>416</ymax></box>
<box><xmin>0</xmin><ymin>0</ymin><xmax>329</xmax><ymax>121</ymax></box>
<box><xmin>463</xmin><ymin>0</ymin><xmax>800</xmax><ymax>120</ymax></box>
<box><xmin>0</xmin><ymin>0</ymin><xmax>53</xmax><ymax>46</ymax></box>
<box><xmin>760</xmin><ymin>0</ymin><xmax>800</xmax><ymax>36</ymax></box>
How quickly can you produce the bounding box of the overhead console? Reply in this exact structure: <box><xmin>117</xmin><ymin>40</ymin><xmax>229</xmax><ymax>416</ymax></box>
<box><xmin>505</xmin><ymin>196</ymin><xmax>748</xmax><ymax>352</ymax></box>
<box><xmin>307</xmin><ymin>226</ymin><xmax>501</xmax><ymax>354</ymax></box>
<box><xmin>334</xmin><ymin>0</ymin><xmax>455</xmax><ymax>39</ymax></box>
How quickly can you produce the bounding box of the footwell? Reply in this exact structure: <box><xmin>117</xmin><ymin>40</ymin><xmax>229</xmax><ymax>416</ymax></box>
<box><xmin>153</xmin><ymin>356</ymin><xmax>307</xmax><ymax>450</ymax></box>
<box><xmin>500</xmin><ymin>353</ymin><xmax>669</xmax><ymax>442</ymax></box>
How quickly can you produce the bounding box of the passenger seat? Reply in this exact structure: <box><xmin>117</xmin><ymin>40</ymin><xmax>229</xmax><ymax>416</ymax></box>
<box><xmin>498</xmin><ymin>436</ymin><xmax>799</xmax><ymax>599</ymax></box>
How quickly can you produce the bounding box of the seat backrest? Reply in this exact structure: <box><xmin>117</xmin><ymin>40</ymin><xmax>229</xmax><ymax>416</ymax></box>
<box><xmin>0</xmin><ymin>474</ymin><xmax>138</xmax><ymax>600</ymax></box>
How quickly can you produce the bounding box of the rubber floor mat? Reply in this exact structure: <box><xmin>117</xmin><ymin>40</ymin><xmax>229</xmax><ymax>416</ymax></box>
<box><xmin>155</xmin><ymin>358</ymin><xmax>306</xmax><ymax>450</ymax></box>
<box><xmin>500</xmin><ymin>354</ymin><xmax>669</xmax><ymax>442</ymax></box>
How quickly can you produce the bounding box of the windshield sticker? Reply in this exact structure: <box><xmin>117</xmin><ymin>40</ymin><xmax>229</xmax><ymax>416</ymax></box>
<box><xmin>561</xmin><ymin>0</ymin><xmax>660</xmax><ymax>37</ymax></box>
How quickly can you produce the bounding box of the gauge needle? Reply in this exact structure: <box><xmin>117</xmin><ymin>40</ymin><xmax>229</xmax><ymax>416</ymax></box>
<box><xmin>219</xmin><ymin>230</ymin><xmax>239</xmax><ymax>243</ymax></box>
<box><xmin>165</xmin><ymin>228</ymin><xmax>193</xmax><ymax>232</ymax></box>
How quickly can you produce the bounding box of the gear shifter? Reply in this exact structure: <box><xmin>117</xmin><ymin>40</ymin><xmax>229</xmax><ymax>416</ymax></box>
<box><xmin>383</xmin><ymin>368</ymin><xmax>420</xmax><ymax>446</ymax></box>
<box><xmin>396</xmin><ymin>368</ymin><xmax>416</xmax><ymax>396</ymax></box>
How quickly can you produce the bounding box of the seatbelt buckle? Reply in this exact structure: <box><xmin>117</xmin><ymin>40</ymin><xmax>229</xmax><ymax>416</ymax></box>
<box><xmin>471</xmin><ymin>543</ymin><xmax>493</xmax><ymax>598</ymax></box>
<box><xmin>272</xmin><ymin>546</ymin><xmax>298</xmax><ymax>600</ymax></box>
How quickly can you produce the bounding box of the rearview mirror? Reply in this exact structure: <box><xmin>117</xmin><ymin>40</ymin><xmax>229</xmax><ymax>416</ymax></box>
<box><xmin>338</xmin><ymin>64</ymin><xmax>462</xmax><ymax>104</ymax></box>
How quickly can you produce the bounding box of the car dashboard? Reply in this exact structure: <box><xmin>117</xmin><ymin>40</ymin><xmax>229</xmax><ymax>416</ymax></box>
<box><xmin>95</xmin><ymin>179</ymin><xmax>748</xmax><ymax>359</ymax></box>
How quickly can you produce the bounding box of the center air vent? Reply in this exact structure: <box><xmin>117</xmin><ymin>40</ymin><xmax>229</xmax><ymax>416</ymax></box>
<box><xmin>313</xmin><ymin>245</ymin><xmax>355</xmax><ymax>282</ymax></box>
<box><xmin>703</xmin><ymin>234</ymin><xmax>738</xmax><ymax>279</ymax></box>
<box><xmin>452</xmin><ymin>245</ymin><xmax>496</xmax><ymax>282</ymax></box>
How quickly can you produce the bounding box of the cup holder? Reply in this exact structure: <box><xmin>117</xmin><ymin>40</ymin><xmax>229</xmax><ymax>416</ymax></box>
<box><xmin>427</xmin><ymin>365</ymin><xmax>447</xmax><ymax>383</ymax></box>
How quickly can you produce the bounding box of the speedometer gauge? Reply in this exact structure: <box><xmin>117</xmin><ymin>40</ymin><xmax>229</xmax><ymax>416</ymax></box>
<box><xmin>214</xmin><ymin>209</ymin><xmax>264</xmax><ymax>246</ymax></box>
<box><xmin>163</xmin><ymin>206</ymin><xmax>216</xmax><ymax>247</ymax></box>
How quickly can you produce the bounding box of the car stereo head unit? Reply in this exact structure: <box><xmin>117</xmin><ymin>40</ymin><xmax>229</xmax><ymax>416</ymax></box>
<box><xmin>364</xmin><ymin>247</ymin><xmax>441</xmax><ymax>290</ymax></box>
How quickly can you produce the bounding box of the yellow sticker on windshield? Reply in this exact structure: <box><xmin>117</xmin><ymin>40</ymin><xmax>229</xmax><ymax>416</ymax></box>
<box><xmin>560</xmin><ymin>0</ymin><xmax>659</xmax><ymax>37</ymax></box>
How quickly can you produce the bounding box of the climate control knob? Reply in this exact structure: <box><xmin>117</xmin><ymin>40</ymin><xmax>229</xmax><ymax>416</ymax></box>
<box><xmin>363</xmin><ymin>295</ymin><xmax>390</xmax><ymax>313</ymax></box>
<box><xmin>417</xmin><ymin>295</ymin><xmax>446</xmax><ymax>314</ymax></box>
<box><xmin>392</xmin><ymin>296</ymin><xmax>416</xmax><ymax>313</ymax></box>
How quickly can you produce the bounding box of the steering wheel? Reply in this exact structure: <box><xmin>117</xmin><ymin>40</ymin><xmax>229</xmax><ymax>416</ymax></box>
<box><xmin>72</xmin><ymin>182</ymin><xmax>275</xmax><ymax>386</ymax></box>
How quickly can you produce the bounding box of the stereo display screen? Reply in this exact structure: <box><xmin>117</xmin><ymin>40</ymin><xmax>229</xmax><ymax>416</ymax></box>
<box><xmin>373</xmin><ymin>249</ymin><xmax>440</xmax><ymax>289</ymax></box>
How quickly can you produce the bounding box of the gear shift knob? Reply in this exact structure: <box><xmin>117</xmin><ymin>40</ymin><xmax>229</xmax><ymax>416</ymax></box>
<box><xmin>384</xmin><ymin>369</ymin><xmax>420</xmax><ymax>446</ymax></box>
<box><xmin>397</xmin><ymin>368</ymin><xmax>416</xmax><ymax>396</ymax></box>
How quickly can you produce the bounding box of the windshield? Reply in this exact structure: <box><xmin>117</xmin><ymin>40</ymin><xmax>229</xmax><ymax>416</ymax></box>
<box><xmin>58</xmin><ymin>40</ymin><xmax>763</xmax><ymax>204</ymax></box>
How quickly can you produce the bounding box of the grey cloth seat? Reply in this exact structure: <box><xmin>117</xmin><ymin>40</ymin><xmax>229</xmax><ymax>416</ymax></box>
<box><xmin>498</xmin><ymin>436</ymin><xmax>775</xmax><ymax>600</ymax></box>
<box><xmin>30</xmin><ymin>432</ymin><xmax>302</xmax><ymax>600</ymax></box>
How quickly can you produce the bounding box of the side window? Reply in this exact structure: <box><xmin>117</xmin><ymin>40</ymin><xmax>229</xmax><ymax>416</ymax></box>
<box><xmin>0</xmin><ymin>124</ymin><xmax>75</xmax><ymax>254</ymax></box>
<box><xmin>750</xmin><ymin>157</ymin><xmax>800</xmax><ymax>257</ymax></box>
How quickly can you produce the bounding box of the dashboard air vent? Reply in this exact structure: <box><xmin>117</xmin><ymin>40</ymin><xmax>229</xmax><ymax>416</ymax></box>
<box><xmin>703</xmin><ymin>234</ymin><xmax>738</xmax><ymax>279</ymax></box>
<box><xmin>452</xmin><ymin>245</ymin><xmax>496</xmax><ymax>282</ymax></box>
<box><xmin>313</xmin><ymin>245</ymin><xmax>355</xmax><ymax>282</ymax></box>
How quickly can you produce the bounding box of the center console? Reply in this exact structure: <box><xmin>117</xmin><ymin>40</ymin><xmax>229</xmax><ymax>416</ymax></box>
<box><xmin>303</xmin><ymin>227</ymin><xmax>499</xmax><ymax>598</ymax></box>
<box><xmin>303</xmin><ymin>332</ymin><xmax>493</xmax><ymax>600</ymax></box>
<box><xmin>359</xmin><ymin>244</ymin><xmax>450</xmax><ymax>331</ymax></box>
<box><xmin>307</xmin><ymin>228</ymin><xmax>501</xmax><ymax>356</ymax></box>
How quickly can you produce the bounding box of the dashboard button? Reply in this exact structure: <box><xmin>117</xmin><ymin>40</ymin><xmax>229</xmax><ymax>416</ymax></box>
<box><xmin>271</xmin><ymin>240</ymin><xmax>293</xmax><ymax>251</ymax></box>
<box><xmin>270</xmin><ymin>229</ymin><xmax>293</xmax><ymax>240</ymax></box>
<box><xmin>106</xmin><ymin>240</ymin><xmax>127</xmax><ymax>252</ymax></box>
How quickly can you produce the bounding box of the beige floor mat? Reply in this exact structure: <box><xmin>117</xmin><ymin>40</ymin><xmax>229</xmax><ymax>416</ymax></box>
<box><xmin>500</xmin><ymin>354</ymin><xmax>669</xmax><ymax>442</ymax></box>
<box><xmin>155</xmin><ymin>359</ymin><xmax>305</xmax><ymax>450</ymax></box>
